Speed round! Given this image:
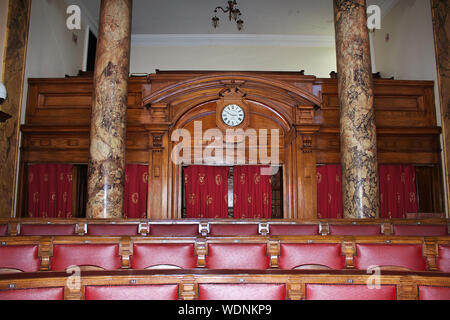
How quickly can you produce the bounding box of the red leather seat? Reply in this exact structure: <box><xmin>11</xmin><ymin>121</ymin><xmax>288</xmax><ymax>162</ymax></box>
<box><xmin>87</xmin><ymin>224</ymin><xmax>139</xmax><ymax>236</ymax></box>
<box><xmin>206</xmin><ymin>244</ymin><xmax>270</xmax><ymax>269</ymax></box>
<box><xmin>20</xmin><ymin>224</ymin><xmax>76</xmax><ymax>236</ymax></box>
<box><xmin>393</xmin><ymin>225</ymin><xmax>448</xmax><ymax>236</ymax></box>
<box><xmin>269</xmin><ymin>224</ymin><xmax>319</xmax><ymax>236</ymax></box>
<box><xmin>279</xmin><ymin>244</ymin><xmax>345</xmax><ymax>270</ymax></box>
<box><xmin>85</xmin><ymin>285</ymin><xmax>179</xmax><ymax>300</ymax></box>
<box><xmin>209</xmin><ymin>224</ymin><xmax>259</xmax><ymax>236</ymax></box>
<box><xmin>306</xmin><ymin>284</ymin><xmax>397</xmax><ymax>300</ymax></box>
<box><xmin>0</xmin><ymin>245</ymin><xmax>41</xmax><ymax>272</ymax></box>
<box><xmin>198</xmin><ymin>284</ymin><xmax>286</xmax><ymax>300</ymax></box>
<box><xmin>329</xmin><ymin>225</ymin><xmax>381</xmax><ymax>236</ymax></box>
<box><xmin>354</xmin><ymin>244</ymin><xmax>427</xmax><ymax>271</ymax></box>
<box><xmin>0</xmin><ymin>288</ymin><xmax>64</xmax><ymax>300</ymax></box>
<box><xmin>50</xmin><ymin>244</ymin><xmax>122</xmax><ymax>271</ymax></box>
<box><xmin>0</xmin><ymin>225</ymin><xmax>7</xmax><ymax>236</ymax></box>
<box><xmin>437</xmin><ymin>245</ymin><xmax>450</xmax><ymax>273</ymax></box>
<box><xmin>149</xmin><ymin>224</ymin><xmax>199</xmax><ymax>236</ymax></box>
<box><xmin>419</xmin><ymin>286</ymin><xmax>450</xmax><ymax>300</ymax></box>
<box><xmin>131</xmin><ymin>244</ymin><xmax>197</xmax><ymax>269</ymax></box>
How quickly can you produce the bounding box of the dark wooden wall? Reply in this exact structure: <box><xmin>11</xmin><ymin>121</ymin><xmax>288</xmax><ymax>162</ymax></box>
<box><xmin>19</xmin><ymin>71</ymin><xmax>444</xmax><ymax>218</ymax></box>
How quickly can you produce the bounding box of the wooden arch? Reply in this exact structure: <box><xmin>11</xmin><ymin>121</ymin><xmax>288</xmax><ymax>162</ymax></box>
<box><xmin>144</xmin><ymin>72</ymin><xmax>323</xmax><ymax>220</ymax></box>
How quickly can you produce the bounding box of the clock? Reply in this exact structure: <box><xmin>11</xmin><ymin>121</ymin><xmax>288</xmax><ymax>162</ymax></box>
<box><xmin>221</xmin><ymin>104</ymin><xmax>245</xmax><ymax>127</ymax></box>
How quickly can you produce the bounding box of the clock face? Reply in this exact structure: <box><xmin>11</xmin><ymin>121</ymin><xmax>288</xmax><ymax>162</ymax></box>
<box><xmin>221</xmin><ymin>104</ymin><xmax>245</xmax><ymax>127</ymax></box>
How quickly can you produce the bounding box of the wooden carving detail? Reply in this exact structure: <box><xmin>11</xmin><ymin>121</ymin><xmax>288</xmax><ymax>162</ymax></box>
<box><xmin>38</xmin><ymin>237</ymin><xmax>53</xmax><ymax>271</ymax></box>
<box><xmin>216</xmin><ymin>84</ymin><xmax>250</xmax><ymax>132</ymax></box>
<box><xmin>147</xmin><ymin>103</ymin><xmax>170</xmax><ymax>123</ymax></box>
<box><xmin>295</xmin><ymin>105</ymin><xmax>315</xmax><ymax>125</ymax></box>
<box><xmin>268</xmin><ymin>240</ymin><xmax>281</xmax><ymax>269</ymax></box>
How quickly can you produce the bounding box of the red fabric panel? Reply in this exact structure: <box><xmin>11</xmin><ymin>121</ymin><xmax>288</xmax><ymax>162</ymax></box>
<box><xmin>279</xmin><ymin>244</ymin><xmax>345</xmax><ymax>270</ymax></box>
<box><xmin>198</xmin><ymin>284</ymin><xmax>286</xmax><ymax>300</ymax></box>
<box><xmin>50</xmin><ymin>244</ymin><xmax>122</xmax><ymax>271</ymax></box>
<box><xmin>209</xmin><ymin>224</ymin><xmax>259</xmax><ymax>236</ymax></box>
<box><xmin>124</xmin><ymin>165</ymin><xmax>148</xmax><ymax>219</ymax></box>
<box><xmin>306</xmin><ymin>284</ymin><xmax>397</xmax><ymax>300</ymax></box>
<box><xmin>379</xmin><ymin>165</ymin><xmax>418</xmax><ymax>219</ymax></box>
<box><xmin>233</xmin><ymin>166</ymin><xmax>272</xmax><ymax>219</ymax></box>
<box><xmin>149</xmin><ymin>224</ymin><xmax>199</xmax><ymax>236</ymax></box>
<box><xmin>131</xmin><ymin>244</ymin><xmax>196</xmax><ymax>269</ymax></box>
<box><xmin>184</xmin><ymin>166</ymin><xmax>229</xmax><ymax>218</ymax></box>
<box><xmin>354</xmin><ymin>244</ymin><xmax>426</xmax><ymax>271</ymax></box>
<box><xmin>206</xmin><ymin>244</ymin><xmax>270</xmax><ymax>270</ymax></box>
<box><xmin>0</xmin><ymin>245</ymin><xmax>40</xmax><ymax>272</ymax></box>
<box><xmin>20</xmin><ymin>224</ymin><xmax>76</xmax><ymax>236</ymax></box>
<box><xmin>437</xmin><ymin>245</ymin><xmax>450</xmax><ymax>273</ymax></box>
<box><xmin>87</xmin><ymin>224</ymin><xmax>139</xmax><ymax>236</ymax></box>
<box><xmin>316</xmin><ymin>165</ymin><xmax>343</xmax><ymax>219</ymax></box>
<box><xmin>0</xmin><ymin>288</ymin><xmax>64</xmax><ymax>300</ymax></box>
<box><xmin>269</xmin><ymin>224</ymin><xmax>319</xmax><ymax>236</ymax></box>
<box><xmin>0</xmin><ymin>224</ymin><xmax>7</xmax><ymax>236</ymax></box>
<box><xmin>419</xmin><ymin>286</ymin><xmax>450</xmax><ymax>300</ymax></box>
<box><xmin>27</xmin><ymin>164</ymin><xmax>73</xmax><ymax>218</ymax></box>
<box><xmin>329</xmin><ymin>225</ymin><xmax>382</xmax><ymax>236</ymax></box>
<box><xmin>85</xmin><ymin>285</ymin><xmax>179</xmax><ymax>300</ymax></box>
<box><xmin>393</xmin><ymin>225</ymin><xmax>448</xmax><ymax>236</ymax></box>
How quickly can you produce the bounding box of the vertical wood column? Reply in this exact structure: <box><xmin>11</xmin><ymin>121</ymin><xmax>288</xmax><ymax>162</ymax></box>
<box><xmin>334</xmin><ymin>0</ymin><xmax>379</xmax><ymax>219</ymax></box>
<box><xmin>86</xmin><ymin>0</ymin><xmax>132</xmax><ymax>219</ymax></box>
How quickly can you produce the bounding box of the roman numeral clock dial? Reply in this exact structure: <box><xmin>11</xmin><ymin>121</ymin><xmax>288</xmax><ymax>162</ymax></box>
<box><xmin>221</xmin><ymin>104</ymin><xmax>245</xmax><ymax>127</ymax></box>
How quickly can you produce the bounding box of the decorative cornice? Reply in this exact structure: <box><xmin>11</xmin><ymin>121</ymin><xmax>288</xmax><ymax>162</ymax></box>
<box><xmin>131</xmin><ymin>34</ymin><xmax>335</xmax><ymax>48</ymax></box>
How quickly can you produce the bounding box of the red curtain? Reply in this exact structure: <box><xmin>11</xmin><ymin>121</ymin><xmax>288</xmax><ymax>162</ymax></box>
<box><xmin>124</xmin><ymin>165</ymin><xmax>149</xmax><ymax>219</ymax></box>
<box><xmin>316</xmin><ymin>165</ymin><xmax>343</xmax><ymax>219</ymax></box>
<box><xmin>233</xmin><ymin>166</ymin><xmax>272</xmax><ymax>219</ymax></box>
<box><xmin>379</xmin><ymin>165</ymin><xmax>418</xmax><ymax>219</ymax></box>
<box><xmin>27</xmin><ymin>164</ymin><xmax>73</xmax><ymax>218</ymax></box>
<box><xmin>184</xmin><ymin>166</ymin><xmax>229</xmax><ymax>218</ymax></box>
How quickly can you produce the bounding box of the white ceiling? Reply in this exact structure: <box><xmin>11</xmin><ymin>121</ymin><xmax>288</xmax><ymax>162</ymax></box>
<box><xmin>77</xmin><ymin>0</ymin><xmax>398</xmax><ymax>36</ymax></box>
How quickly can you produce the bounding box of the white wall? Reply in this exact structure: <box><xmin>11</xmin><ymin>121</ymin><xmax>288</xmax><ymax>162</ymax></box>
<box><xmin>0</xmin><ymin>0</ymin><xmax>8</xmax><ymax>80</ymax></box>
<box><xmin>130</xmin><ymin>44</ymin><xmax>336</xmax><ymax>78</ymax></box>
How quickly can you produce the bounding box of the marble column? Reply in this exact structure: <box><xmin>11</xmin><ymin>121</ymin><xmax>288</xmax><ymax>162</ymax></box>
<box><xmin>334</xmin><ymin>0</ymin><xmax>379</xmax><ymax>219</ymax></box>
<box><xmin>86</xmin><ymin>0</ymin><xmax>132</xmax><ymax>219</ymax></box>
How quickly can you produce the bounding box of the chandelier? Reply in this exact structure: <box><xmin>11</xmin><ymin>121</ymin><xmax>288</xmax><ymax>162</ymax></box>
<box><xmin>212</xmin><ymin>0</ymin><xmax>244</xmax><ymax>31</ymax></box>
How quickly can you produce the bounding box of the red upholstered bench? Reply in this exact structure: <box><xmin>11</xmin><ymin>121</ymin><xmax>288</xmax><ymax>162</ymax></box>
<box><xmin>305</xmin><ymin>284</ymin><xmax>397</xmax><ymax>300</ymax></box>
<box><xmin>85</xmin><ymin>285</ymin><xmax>179</xmax><ymax>300</ymax></box>
<box><xmin>206</xmin><ymin>243</ymin><xmax>270</xmax><ymax>270</ymax></box>
<box><xmin>329</xmin><ymin>225</ymin><xmax>381</xmax><ymax>236</ymax></box>
<box><xmin>149</xmin><ymin>224</ymin><xmax>199</xmax><ymax>236</ymax></box>
<box><xmin>0</xmin><ymin>245</ymin><xmax>41</xmax><ymax>273</ymax></box>
<box><xmin>437</xmin><ymin>245</ymin><xmax>450</xmax><ymax>273</ymax></box>
<box><xmin>131</xmin><ymin>244</ymin><xmax>197</xmax><ymax>269</ymax></box>
<box><xmin>0</xmin><ymin>287</ymin><xmax>64</xmax><ymax>300</ymax></box>
<box><xmin>268</xmin><ymin>224</ymin><xmax>319</xmax><ymax>236</ymax></box>
<box><xmin>419</xmin><ymin>286</ymin><xmax>450</xmax><ymax>300</ymax></box>
<box><xmin>87</xmin><ymin>224</ymin><xmax>139</xmax><ymax>236</ymax></box>
<box><xmin>393</xmin><ymin>225</ymin><xmax>448</xmax><ymax>236</ymax></box>
<box><xmin>50</xmin><ymin>244</ymin><xmax>122</xmax><ymax>271</ymax></box>
<box><xmin>278</xmin><ymin>243</ymin><xmax>345</xmax><ymax>270</ymax></box>
<box><xmin>0</xmin><ymin>225</ymin><xmax>7</xmax><ymax>236</ymax></box>
<box><xmin>20</xmin><ymin>224</ymin><xmax>76</xmax><ymax>236</ymax></box>
<box><xmin>354</xmin><ymin>244</ymin><xmax>427</xmax><ymax>271</ymax></box>
<box><xmin>209</xmin><ymin>224</ymin><xmax>259</xmax><ymax>236</ymax></box>
<box><xmin>198</xmin><ymin>284</ymin><xmax>286</xmax><ymax>300</ymax></box>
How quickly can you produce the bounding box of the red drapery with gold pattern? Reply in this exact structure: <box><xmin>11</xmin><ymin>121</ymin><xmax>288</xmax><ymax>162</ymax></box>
<box><xmin>124</xmin><ymin>165</ymin><xmax>149</xmax><ymax>219</ymax></box>
<box><xmin>233</xmin><ymin>166</ymin><xmax>272</xmax><ymax>219</ymax></box>
<box><xmin>317</xmin><ymin>164</ymin><xmax>418</xmax><ymax>219</ymax></box>
<box><xmin>184</xmin><ymin>166</ymin><xmax>229</xmax><ymax>218</ymax></box>
<box><xmin>379</xmin><ymin>165</ymin><xmax>418</xmax><ymax>218</ymax></box>
<box><xmin>316</xmin><ymin>165</ymin><xmax>343</xmax><ymax>219</ymax></box>
<box><xmin>27</xmin><ymin>164</ymin><xmax>73</xmax><ymax>218</ymax></box>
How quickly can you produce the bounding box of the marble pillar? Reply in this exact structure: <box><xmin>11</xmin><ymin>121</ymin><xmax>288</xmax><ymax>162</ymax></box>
<box><xmin>0</xmin><ymin>0</ymin><xmax>31</xmax><ymax>217</ymax></box>
<box><xmin>431</xmin><ymin>0</ymin><xmax>450</xmax><ymax>216</ymax></box>
<box><xmin>86</xmin><ymin>0</ymin><xmax>132</xmax><ymax>219</ymax></box>
<box><xmin>334</xmin><ymin>0</ymin><xmax>379</xmax><ymax>219</ymax></box>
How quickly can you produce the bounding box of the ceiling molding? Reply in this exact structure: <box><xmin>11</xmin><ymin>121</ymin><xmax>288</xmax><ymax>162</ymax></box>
<box><xmin>131</xmin><ymin>34</ymin><xmax>335</xmax><ymax>48</ymax></box>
